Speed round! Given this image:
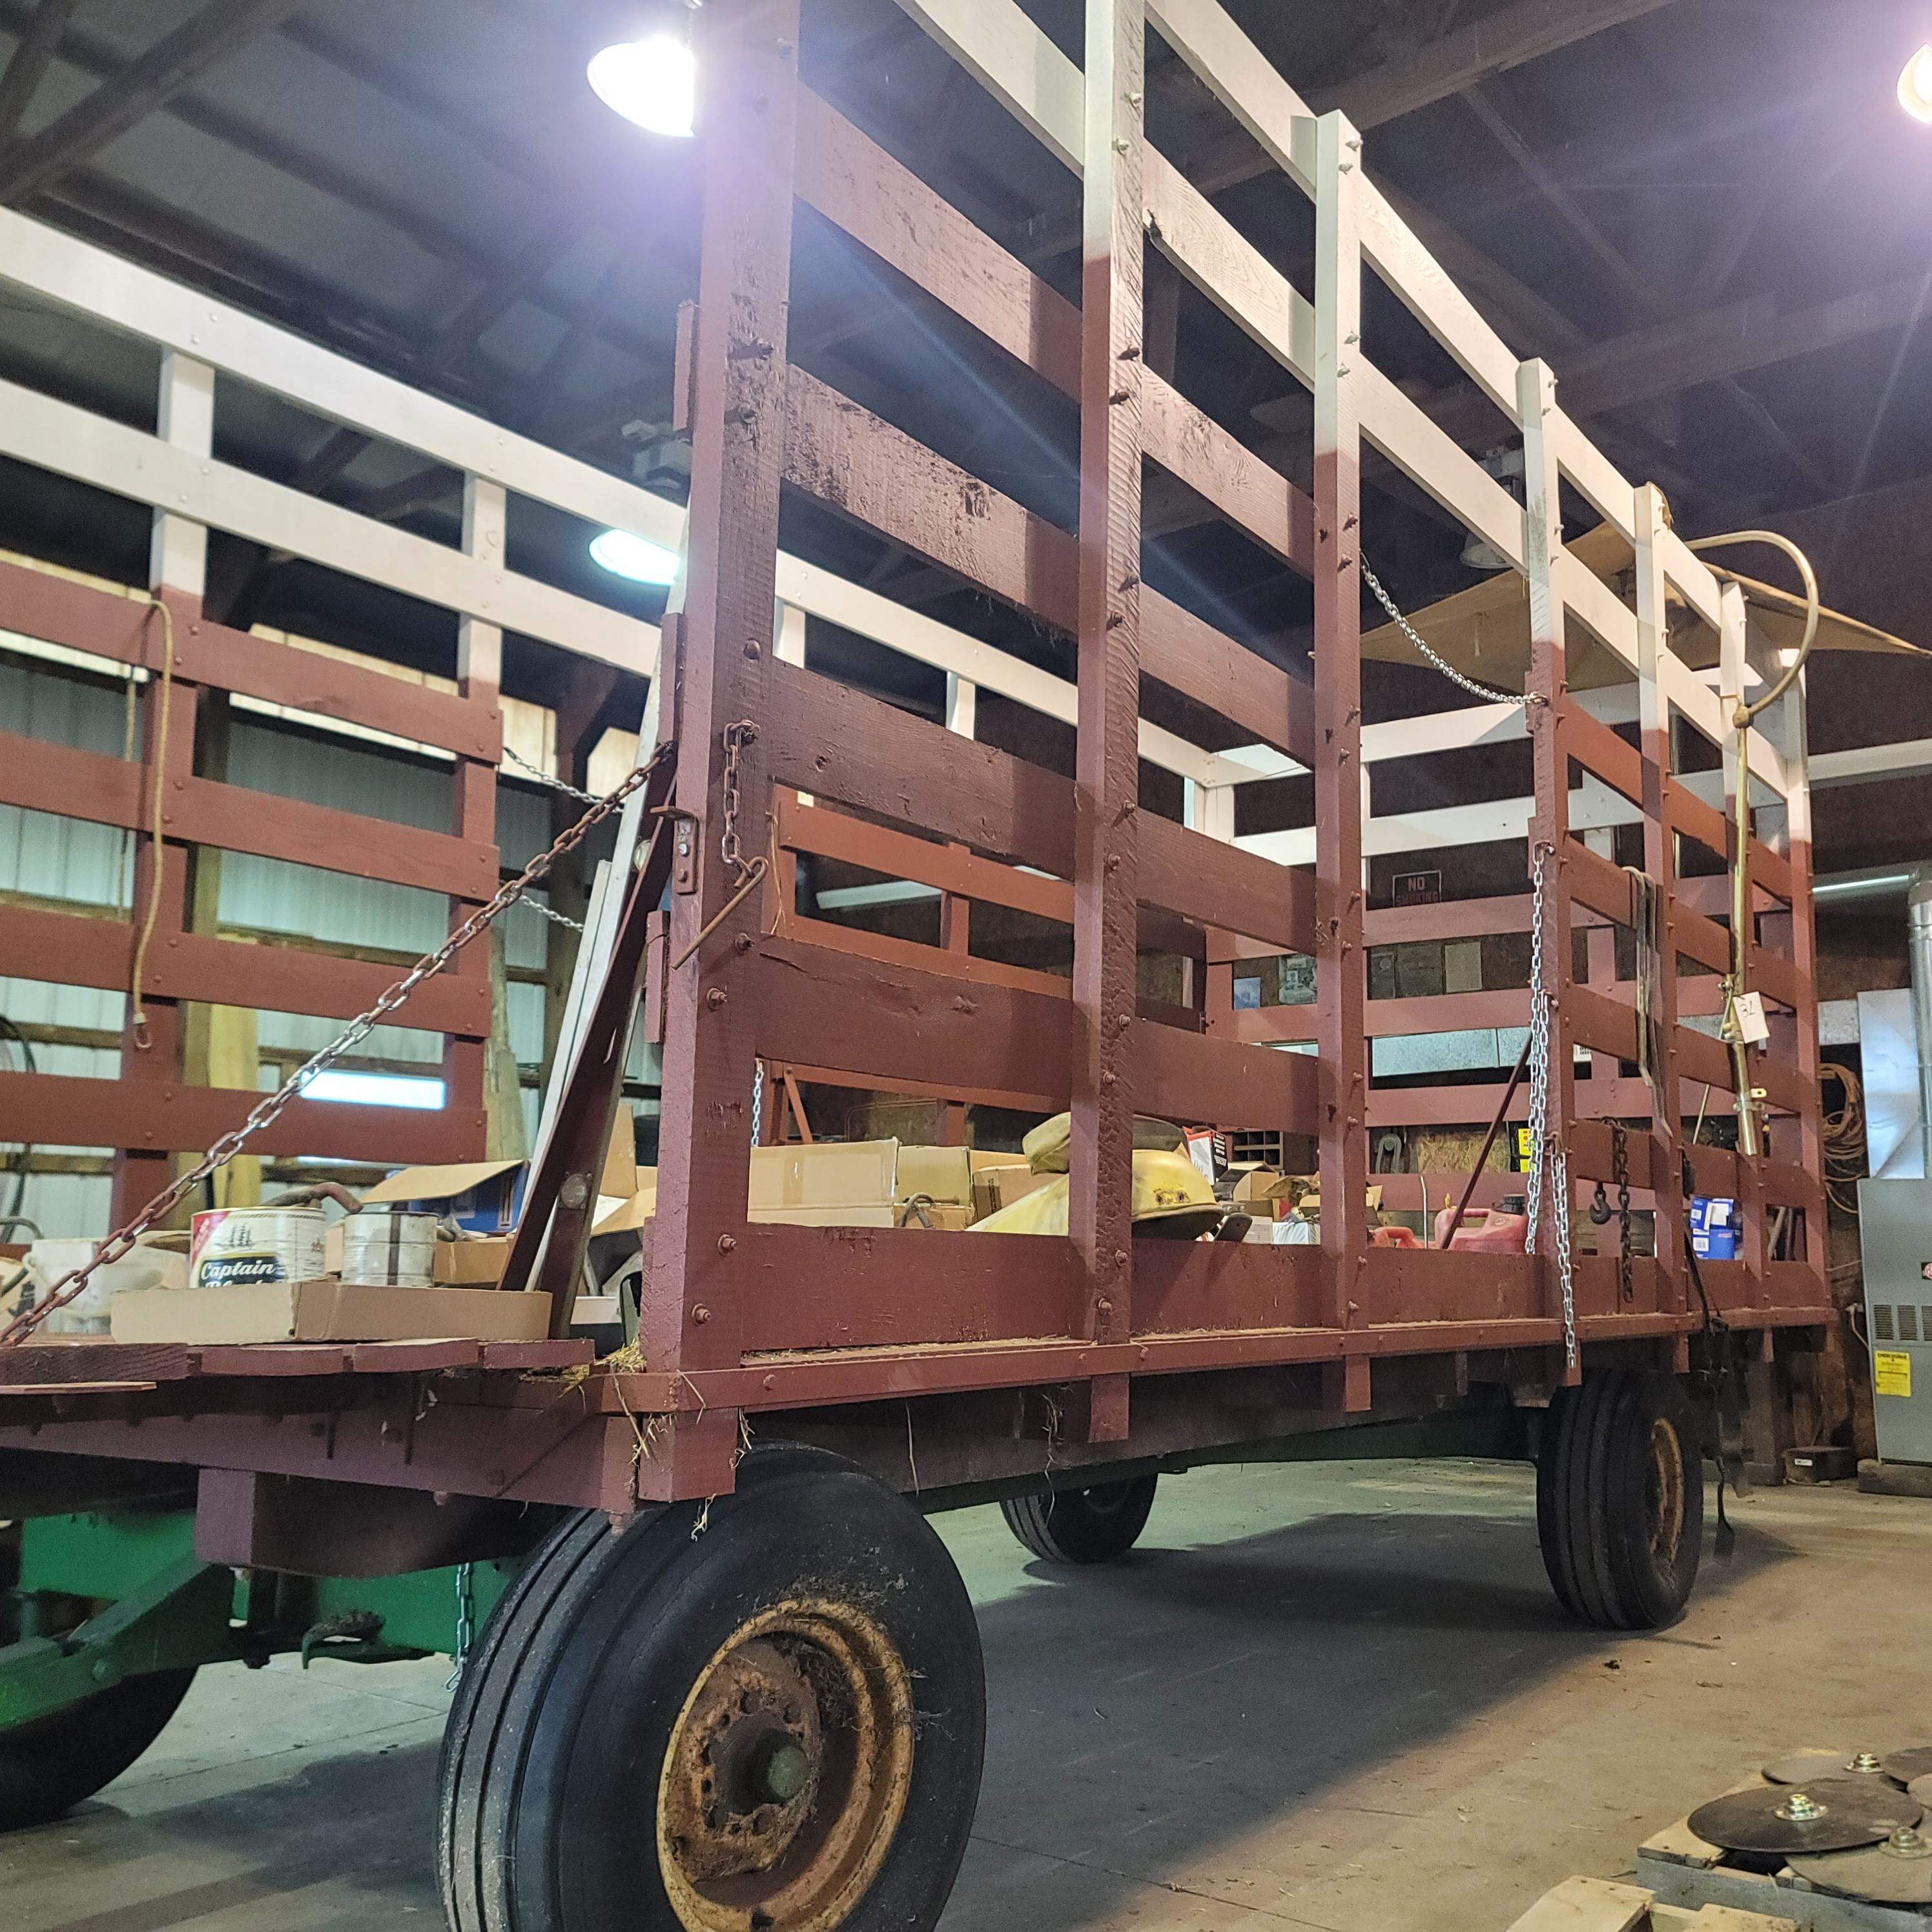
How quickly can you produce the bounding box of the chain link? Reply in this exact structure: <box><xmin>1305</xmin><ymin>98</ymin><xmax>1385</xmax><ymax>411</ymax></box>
<box><xmin>1362</xmin><ymin>559</ymin><xmax>1547</xmax><ymax>710</ymax></box>
<box><xmin>501</xmin><ymin>741</ymin><xmax>601</xmax><ymax>803</ymax></box>
<box><xmin>1524</xmin><ymin>841</ymin><xmax>1577</xmax><ymax>1368</ymax></box>
<box><xmin>446</xmin><ymin>1561</ymin><xmax>475</xmax><ymax>1691</ymax></box>
<box><xmin>525</xmin><ymin>896</ymin><xmax>585</xmax><ymax>934</ymax></box>
<box><xmin>0</xmin><ymin>741</ymin><xmax>675</xmax><ymax>1350</ymax></box>
<box><xmin>1610</xmin><ymin>1119</ymin><xmax>1634</xmax><ymax>1307</ymax></box>
<box><xmin>668</xmin><ymin>720</ymin><xmax>769</xmax><ymax>972</ymax></box>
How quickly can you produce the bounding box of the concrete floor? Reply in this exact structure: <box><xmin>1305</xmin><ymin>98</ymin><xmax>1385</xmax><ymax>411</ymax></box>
<box><xmin>6</xmin><ymin>1457</ymin><xmax>1929</xmax><ymax>1932</ymax></box>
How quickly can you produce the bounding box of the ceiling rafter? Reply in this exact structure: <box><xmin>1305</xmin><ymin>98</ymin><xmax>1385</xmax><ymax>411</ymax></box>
<box><xmin>0</xmin><ymin>0</ymin><xmax>660</xmax><ymax>376</ymax></box>
<box><xmin>0</xmin><ymin>0</ymin><xmax>305</xmax><ymax>205</ymax></box>
<box><xmin>0</xmin><ymin>0</ymin><xmax>80</xmax><ymax>142</ymax></box>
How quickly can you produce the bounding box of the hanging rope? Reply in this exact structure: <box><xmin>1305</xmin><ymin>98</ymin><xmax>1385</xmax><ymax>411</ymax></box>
<box><xmin>127</xmin><ymin>597</ymin><xmax>178</xmax><ymax>1053</ymax></box>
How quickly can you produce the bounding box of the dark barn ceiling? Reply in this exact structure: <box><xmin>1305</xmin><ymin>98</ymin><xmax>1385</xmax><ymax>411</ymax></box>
<box><xmin>0</xmin><ymin>0</ymin><xmax>1929</xmax><ymax>754</ymax></box>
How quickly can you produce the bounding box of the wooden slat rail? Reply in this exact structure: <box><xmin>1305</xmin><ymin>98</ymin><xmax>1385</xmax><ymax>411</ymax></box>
<box><xmin>0</xmin><ymin>729</ymin><xmax>497</xmax><ymax>899</ymax></box>
<box><xmin>0</xmin><ymin>901</ymin><xmax>491</xmax><ymax>1036</ymax></box>
<box><xmin>0</xmin><ymin>555</ymin><xmax>500</xmax><ymax>761</ymax></box>
<box><xmin>0</xmin><ymin>1069</ymin><xmax>482</xmax><ymax>1164</ymax></box>
<box><xmin>754</xmin><ymin>933</ymin><xmax>1315</xmax><ymax>1133</ymax></box>
<box><xmin>779</xmin><ymin>363</ymin><xmax>1315</xmax><ymax>767</ymax></box>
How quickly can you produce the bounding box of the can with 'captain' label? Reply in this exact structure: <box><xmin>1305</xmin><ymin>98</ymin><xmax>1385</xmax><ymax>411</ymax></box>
<box><xmin>189</xmin><ymin>1207</ymin><xmax>327</xmax><ymax>1290</ymax></box>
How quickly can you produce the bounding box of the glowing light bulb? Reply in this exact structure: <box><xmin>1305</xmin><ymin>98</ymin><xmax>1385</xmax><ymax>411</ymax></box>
<box><xmin>588</xmin><ymin>36</ymin><xmax>696</xmax><ymax>138</ymax></box>
<box><xmin>1900</xmin><ymin>45</ymin><xmax>1932</xmax><ymax>123</ymax></box>
<box><xmin>590</xmin><ymin>528</ymin><xmax>681</xmax><ymax>585</ymax></box>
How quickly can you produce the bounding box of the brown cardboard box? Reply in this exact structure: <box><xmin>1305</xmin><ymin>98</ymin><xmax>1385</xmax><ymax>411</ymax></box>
<box><xmin>749</xmin><ymin>1140</ymin><xmax>898</xmax><ymax>1212</ymax></box>
<box><xmin>1232</xmin><ymin>1168</ymin><xmax>1293</xmax><ymax>1208</ymax></box>
<box><xmin>111</xmin><ymin>1279</ymin><xmax>552</xmax><ymax>1345</ymax></box>
<box><xmin>748</xmin><ymin>1204</ymin><xmax>897</xmax><ymax>1229</ymax></box>
<box><xmin>971</xmin><ymin>1164</ymin><xmax>1049</xmax><ymax>1221</ymax></box>
<box><xmin>895</xmin><ymin>1145</ymin><xmax>973</xmax><ymax>1207</ymax></box>
<box><xmin>433</xmin><ymin>1237</ymin><xmax>511</xmax><ymax>1286</ymax></box>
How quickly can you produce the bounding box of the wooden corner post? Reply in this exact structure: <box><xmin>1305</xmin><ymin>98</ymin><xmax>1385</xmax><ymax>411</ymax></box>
<box><xmin>1313</xmin><ymin>110</ymin><xmax>1367</xmax><ymax>1327</ymax></box>
<box><xmin>1632</xmin><ymin>483</ymin><xmax>1687</xmax><ymax>1313</ymax></box>
<box><xmin>1520</xmin><ymin>357</ymin><xmax>1580</xmax><ymax>1370</ymax></box>
<box><xmin>1071</xmin><ymin>0</ymin><xmax>1146</xmax><ymax>1443</ymax></box>
<box><xmin>645</xmin><ymin>0</ymin><xmax>801</xmax><ymax>1494</ymax></box>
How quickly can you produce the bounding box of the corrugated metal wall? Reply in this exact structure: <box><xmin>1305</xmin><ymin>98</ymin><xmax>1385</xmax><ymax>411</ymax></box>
<box><xmin>1</xmin><ymin>639</ymin><xmax>575</xmax><ymax>1235</ymax></box>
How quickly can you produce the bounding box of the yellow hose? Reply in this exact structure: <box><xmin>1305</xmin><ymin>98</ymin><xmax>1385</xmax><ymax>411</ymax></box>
<box><xmin>1681</xmin><ymin>530</ymin><xmax>1820</xmax><ymax>1158</ymax></box>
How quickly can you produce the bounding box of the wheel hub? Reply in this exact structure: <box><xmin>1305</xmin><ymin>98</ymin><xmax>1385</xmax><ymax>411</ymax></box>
<box><xmin>658</xmin><ymin>1601</ymin><xmax>915</xmax><ymax>1932</ymax></box>
<box><xmin>1647</xmin><ymin>1415</ymin><xmax>1686</xmax><ymax>1565</ymax></box>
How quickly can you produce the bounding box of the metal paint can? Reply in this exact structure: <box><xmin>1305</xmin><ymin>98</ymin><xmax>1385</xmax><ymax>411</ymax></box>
<box><xmin>189</xmin><ymin>1207</ymin><xmax>328</xmax><ymax>1290</ymax></box>
<box><xmin>339</xmin><ymin>1208</ymin><xmax>438</xmax><ymax>1288</ymax></box>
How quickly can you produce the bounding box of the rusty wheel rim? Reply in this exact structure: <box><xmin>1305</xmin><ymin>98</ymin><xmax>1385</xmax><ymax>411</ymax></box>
<box><xmin>1647</xmin><ymin>1415</ymin><xmax>1686</xmax><ymax>1566</ymax></box>
<box><xmin>657</xmin><ymin>1599</ymin><xmax>914</xmax><ymax>1932</ymax></box>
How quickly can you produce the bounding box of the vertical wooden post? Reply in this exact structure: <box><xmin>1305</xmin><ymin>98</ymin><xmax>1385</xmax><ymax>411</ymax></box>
<box><xmin>647</xmin><ymin>0</ymin><xmax>799</xmax><ymax>1492</ymax></box>
<box><xmin>116</xmin><ymin>349</ymin><xmax>211</xmax><ymax>1224</ymax></box>
<box><xmin>1071</xmin><ymin>0</ymin><xmax>1145</xmax><ymax>1443</ymax></box>
<box><xmin>1718</xmin><ymin>579</ymin><xmax>1765</xmax><ymax>1302</ymax></box>
<box><xmin>1521</xmin><ymin>358</ymin><xmax>1580</xmax><ymax>1360</ymax></box>
<box><xmin>447</xmin><ymin>474</ymin><xmax>505</xmax><ymax>1167</ymax></box>
<box><xmin>1313</xmin><ymin>110</ymin><xmax>1367</xmax><ymax>1331</ymax></box>
<box><xmin>1764</xmin><ymin>666</ymin><xmax>1824</xmax><ymax>1274</ymax></box>
<box><xmin>937</xmin><ymin>671</ymin><xmax>977</xmax><ymax>1146</ymax></box>
<box><xmin>1632</xmin><ymin>485</ymin><xmax>1685</xmax><ymax>1315</ymax></box>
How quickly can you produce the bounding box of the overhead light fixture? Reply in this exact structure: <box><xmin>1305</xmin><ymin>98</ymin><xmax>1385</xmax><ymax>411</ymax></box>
<box><xmin>588</xmin><ymin>25</ymin><xmax>697</xmax><ymax>138</ymax></box>
<box><xmin>1901</xmin><ymin>45</ymin><xmax>1932</xmax><ymax>122</ymax></box>
<box><xmin>590</xmin><ymin>527</ymin><xmax>681</xmax><ymax>585</ymax></box>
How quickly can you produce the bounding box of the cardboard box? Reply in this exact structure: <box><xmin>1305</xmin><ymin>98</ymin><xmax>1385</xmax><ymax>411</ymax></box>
<box><xmin>747</xmin><ymin>1204</ymin><xmax>897</xmax><ymax>1229</ymax></box>
<box><xmin>111</xmin><ymin>1280</ymin><xmax>552</xmax><ymax>1345</ymax></box>
<box><xmin>365</xmin><ymin>1122</ymin><xmax>637</xmax><ymax>1233</ymax></box>
<box><xmin>1233</xmin><ymin>1168</ymin><xmax>1294</xmax><ymax>1208</ymax></box>
<box><xmin>896</xmin><ymin>1145</ymin><xmax>973</xmax><ymax>1207</ymax></box>
<box><xmin>749</xmin><ymin>1140</ymin><xmax>898</xmax><ymax>1213</ymax></box>
<box><xmin>433</xmin><ymin>1237</ymin><xmax>511</xmax><ymax>1286</ymax></box>
<box><xmin>969</xmin><ymin>1149</ymin><xmax>1031</xmax><ymax>1172</ymax></box>
<box><xmin>971</xmin><ymin>1164</ymin><xmax>1049</xmax><ymax>1221</ymax></box>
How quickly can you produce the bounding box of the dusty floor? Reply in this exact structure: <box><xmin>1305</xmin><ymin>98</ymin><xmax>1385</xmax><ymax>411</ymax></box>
<box><xmin>5</xmin><ymin>1457</ymin><xmax>1929</xmax><ymax>1931</ymax></box>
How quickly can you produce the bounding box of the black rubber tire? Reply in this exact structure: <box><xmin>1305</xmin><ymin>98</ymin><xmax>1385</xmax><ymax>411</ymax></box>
<box><xmin>1537</xmin><ymin>1372</ymin><xmax>1704</xmax><ymax>1630</ymax></box>
<box><xmin>0</xmin><ymin>1667</ymin><xmax>196</xmax><ymax>1829</ymax></box>
<box><xmin>1000</xmin><ymin>1473</ymin><xmax>1158</xmax><ymax>1565</ymax></box>
<box><xmin>438</xmin><ymin>1444</ymin><xmax>985</xmax><ymax>1932</ymax></box>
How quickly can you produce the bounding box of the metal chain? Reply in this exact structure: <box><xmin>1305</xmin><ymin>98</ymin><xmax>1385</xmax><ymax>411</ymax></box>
<box><xmin>0</xmin><ymin>741</ymin><xmax>675</xmax><ymax>1350</ymax></box>
<box><xmin>1524</xmin><ymin>841</ymin><xmax>1577</xmax><ymax>1368</ymax></box>
<box><xmin>1361</xmin><ymin>559</ymin><xmax>1547</xmax><ymax>710</ymax></box>
<box><xmin>749</xmin><ymin>1062</ymin><xmax>763</xmax><ymax>1148</ymax></box>
<box><xmin>446</xmin><ymin>1561</ymin><xmax>475</xmax><ymax>1691</ymax></box>
<box><xmin>1610</xmin><ymin>1118</ymin><xmax>1634</xmax><ymax>1307</ymax></box>
<box><xmin>501</xmin><ymin>741</ymin><xmax>601</xmax><ymax>803</ymax></box>
<box><xmin>668</xmin><ymin>719</ymin><xmax>769</xmax><ymax>972</ymax></box>
<box><xmin>526</xmin><ymin>896</ymin><xmax>585</xmax><ymax>934</ymax></box>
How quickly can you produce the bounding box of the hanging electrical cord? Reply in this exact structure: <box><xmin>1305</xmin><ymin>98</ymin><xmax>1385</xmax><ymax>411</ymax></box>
<box><xmin>127</xmin><ymin>597</ymin><xmax>178</xmax><ymax>1053</ymax></box>
<box><xmin>1679</xmin><ymin>528</ymin><xmax>1820</xmax><ymax>1158</ymax></box>
<box><xmin>1820</xmin><ymin>1061</ymin><xmax>1867</xmax><ymax>1218</ymax></box>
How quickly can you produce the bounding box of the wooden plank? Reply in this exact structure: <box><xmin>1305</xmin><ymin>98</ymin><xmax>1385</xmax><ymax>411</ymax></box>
<box><xmin>0</xmin><ymin>729</ymin><xmax>497</xmax><ymax>898</ymax></box>
<box><xmin>783</xmin><ymin>363</ymin><xmax>1076</xmax><ymax>629</ymax></box>
<box><xmin>1141</xmin><ymin>586</ymin><xmax>1316</xmax><ymax>766</ymax></box>
<box><xmin>1137</xmin><ymin>1020</ymin><xmax>1318</xmax><ymax>1131</ymax></box>
<box><xmin>735</xmin><ymin>1221</ymin><xmax>1077</xmax><ymax>1351</ymax></box>
<box><xmin>754</xmin><ymin>934</ymin><xmax>1073</xmax><ymax>1111</ymax></box>
<box><xmin>779</xmin><ymin>796</ymin><xmax>1072</xmax><ymax>921</ymax></box>
<box><xmin>0</xmin><ymin>555</ymin><xmax>499</xmax><ymax>760</ymax></box>
<box><xmin>1558</xmin><ymin>696</ymin><xmax>1641</xmax><ymax>804</ymax></box>
<box><xmin>0</xmin><ymin>903</ymin><xmax>492</xmax><ymax>1037</ymax></box>
<box><xmin>765</xmin><ymin>658</ymin><xmax>1075</xmax><ymax>875</ymax></box>
<box><xmin>1140</xmin><ymin>814</ymin><xmax>1315</xmax><ymax>954</ymax></box>
<box><xmin>1503</xmin><ymin>1874</ymin><xmax>1652</xmax><ymax>1932</ymax></box>
<box><xmin>0</xmin><ymin>1067</ymin><xmax>484</xmax><ymax>1164</ymax></box>
<box><xmin>785</xmin><ymin>912</ymin><xmax>1072</xmax><ymax>1000</ymax></box>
